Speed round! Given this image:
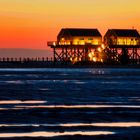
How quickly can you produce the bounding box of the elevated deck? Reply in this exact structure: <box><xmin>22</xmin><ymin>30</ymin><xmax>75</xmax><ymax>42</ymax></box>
<box><xmin>47</xmin><ymin>41</ymin><xmax>101</xmax><ymax>49</ymax></box>
<box><xmin>47</xmin><ymin>41</ymin><xmax>102</xmax><ymax>62</ymax></box>
<box><xmin>109</xmin><ymin>45</ymin><xmax>140</xmax><ymax>48</ymax></box>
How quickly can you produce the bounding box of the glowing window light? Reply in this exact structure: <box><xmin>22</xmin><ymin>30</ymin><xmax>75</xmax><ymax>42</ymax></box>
<box><xmin>117</xmin><ymin>38</ymin><xmax>126</xmax><ymax>45</ymax></box>
<box><xmin>73</xmin><ymin>42</ymin><xmax>78</xmax><ymax>45</ymax></box>
<box><xmin>134</xmin><ymin>41</ymin><xmax>137</xmax><ymax>45</ymax></box>
<box><xmin>126</xmin><ymin>39</ymin><xmax>131</xmax><ymax>45</ymax></box>
<box><xmin>79</xmin><ymin>41</ymin><xmax>85</xmax><ymax>45</ymax></box>
<box><xmin>88</xmin><ymin>37</ymin><xmax>93</xmax><ymax>40</ymax></box>
<box><xmin>93</xmin><ymin>40</ymin><xmax>99</xmax><ymax>45</ymax></box>
<box><xmin>79</xmin><ymin>38</ymin><xmax>84</xmax><ymax>40</ymax></box>
<box><xmin>87</xmin><ymin>40</ymin><xmax>92</xmax><ymax>44</ymax></box>
<box><xmin>73</xmin><ymin>41</ymin><xmax>79</xmax><ymax>45</ymax></box>
<box><xmin>67</xmin><ymin>42</ymin><xmax>71</xmax><ymax>45</ymax></box>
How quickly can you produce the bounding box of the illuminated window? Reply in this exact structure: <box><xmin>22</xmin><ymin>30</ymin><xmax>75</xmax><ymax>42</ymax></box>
<box><xmin>117</xmin><ymin>39</ymin><xmax>125</xmax><ymax>45</ymax></box>
<box><xmin>79</xmin><ymin>38</ymin><xmax>84</xmax><ymax>40</ymax></box>
<box><xmin>117</xmin><ymin>38</ymin><xmax>139</xmax><ymax>45</ymax></box>
<box><xmin>79</xmin><ymin>41</ymin><xmax>85</xmax><ymax>45</ymax></box>
<box><xmin>126</xmin><ymin>39</ymin><xmax>131</xmax><ymax>45</ymax></box>
<box><xmin>93</xmin><ymin>40</ymin><xmax>99</xmax><ymax>45</ymax></box>
<box><xmin>61</xmin><ymin>38</ymin><xmax>65</xmax><ymax>41</ymax></box>
<box><xmin>73</xmin><ymin>41</ymin><xmax>78</xmax><ymax>45</ymax></box>
<box><xmin>88</xmin><ymin>38</ymin><xmax>93</xmax><ymax>40</ymax></box>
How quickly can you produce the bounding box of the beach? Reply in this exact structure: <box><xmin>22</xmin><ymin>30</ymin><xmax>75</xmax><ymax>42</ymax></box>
<box><xmin>0</xmin><ymin>68</ymin><xmax>139</xmax><ymax>139</ymax></box>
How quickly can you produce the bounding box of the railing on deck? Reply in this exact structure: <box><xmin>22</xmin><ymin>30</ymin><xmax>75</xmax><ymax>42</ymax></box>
<box><xmin>47</xmin><ymin>41</ymin><xmax>102</xmax><ymax>46</ymax></box>
<box><xmin>47</xmin><ymin>41</ymin><xmax>58</xmax><ymax>46</ymax></box>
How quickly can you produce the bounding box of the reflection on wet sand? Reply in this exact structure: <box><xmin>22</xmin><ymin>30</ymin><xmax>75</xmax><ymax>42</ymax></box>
<box><xmin>0</xmin><ymin>131</ymin><xmax>114</xmax><ymax>138</ymax></box>
<box><xmin>15</xmin><ymin>105</ymin><xmax>140</xmax><ymax>109</ymax></box>
<box><xmin>0</xmin><ymin>100</ymin><xmax>47</xmax><ymax>104</ymax></box>
<box><xmin>0</xmin><ymin>122</ymin><xmax>140</xmax><ymax>127</ymax></box>
<box><xmin>62</xmin><ymin>122</ymin><xmax>140</xmax><ymax>127</ymax></box>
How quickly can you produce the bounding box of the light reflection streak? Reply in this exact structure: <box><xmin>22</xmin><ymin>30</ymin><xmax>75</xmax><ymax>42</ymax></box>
<box><xmin>74</xmin><ymin>81</ymin><xmax>87</xmax><ymax>84</ymax></box>
<box><xmin>15</xmin><ymin>105</ymin><xmax>140</xmax><ymax>109</ymax></box>
<box><xmin>95</xmin><ymin>102</ymin><xmax>126</xmax><ymax>104</ymax></box>
<box><xmin>61</xmin><ymin>122</ymin><xmax>140</xmax><ymax>127</ymax></box>
<box><xmin>5</xmin><ymin>81</ymin><xmax>23</xmax><ymax>84</ymax></box>
<box><xmin>0</xmin><ymin>131</ymin><xmax>114</xmax><ymax>138</ymax></box>
<box><xmin>40</xmin><ymin>88</ymin><xmax>50</xmax><ymax>91</ymax></box>
<box><xmin>0</xmin><ymin>122</ymin><xmax>140</xmax><ymax>128</ymax></box>
<box><xmin>0</xmin><ymin>100</ymin><xmax>47</xmax><ymax>104</ymax></box>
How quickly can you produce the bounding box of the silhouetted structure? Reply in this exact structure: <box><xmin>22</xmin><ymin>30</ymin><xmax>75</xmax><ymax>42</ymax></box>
<box><xmin>104</xmin><ymin>29</ymin><xmax>140</xmax><ymax>64</ymax></box>
<box><xmin>48</xmin><ymin>28</ymin><xmax>102</xmax><ymax>62</ymax></box>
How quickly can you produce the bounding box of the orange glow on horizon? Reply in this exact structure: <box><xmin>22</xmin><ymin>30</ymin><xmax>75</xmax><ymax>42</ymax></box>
<box><xmin>0</xmin><ymin>0</ymin><xmax>140</xmax><ymax>56</ymax></box>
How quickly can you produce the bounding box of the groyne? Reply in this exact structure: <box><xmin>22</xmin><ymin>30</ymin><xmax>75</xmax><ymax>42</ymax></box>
<box><xmin>0</xmin><ymin>58</ymin><xmax>140</xmax><ymax>68</ymax></box>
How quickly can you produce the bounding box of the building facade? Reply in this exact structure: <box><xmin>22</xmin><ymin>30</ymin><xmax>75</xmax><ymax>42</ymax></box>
<box><xmin>104</xmin><ymin>29</ymin><xmax>140</xmax><ymax>46</ymax></box>
<box><xmin>57</xmin><ymin>28</ymin><xmax>102</xmax><ymax>46</ymax></box>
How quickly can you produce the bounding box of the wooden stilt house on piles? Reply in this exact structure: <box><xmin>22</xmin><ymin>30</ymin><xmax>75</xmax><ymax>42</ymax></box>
<box><xmin>104</xmin><ymin>29</ymin><xmax>140</xmax><ymax>64</ymax></box>
<box><xmin>48</xmin><ymin>28</ymin><xmax>102</xmax><ymax>62</ymax></box>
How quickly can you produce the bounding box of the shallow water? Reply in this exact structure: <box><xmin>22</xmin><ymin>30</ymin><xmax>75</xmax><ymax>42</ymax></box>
<box><xmin>0</xmin><ymin>68</ymin><xmax>140</xmax><ymax>139</ymax></box>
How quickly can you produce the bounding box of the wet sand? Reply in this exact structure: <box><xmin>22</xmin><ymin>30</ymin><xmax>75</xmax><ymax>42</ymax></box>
<box><xmin>0</xmin><ymin>68</ymin><xmax>139</xmax><ymax>139</ymax></box>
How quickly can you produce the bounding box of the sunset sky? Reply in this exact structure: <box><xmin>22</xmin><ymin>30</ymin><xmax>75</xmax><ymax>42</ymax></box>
<box><xmin>0</xmin><ymin>0</ymin><xmax>140</xmax><ymax>56</ymax></box>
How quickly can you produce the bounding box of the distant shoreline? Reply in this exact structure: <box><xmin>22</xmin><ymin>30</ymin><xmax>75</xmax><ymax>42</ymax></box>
<box><xmin>0</xmin><ymin>61</ymin><xmax>140</xmax><ymax>68</ymax></box>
